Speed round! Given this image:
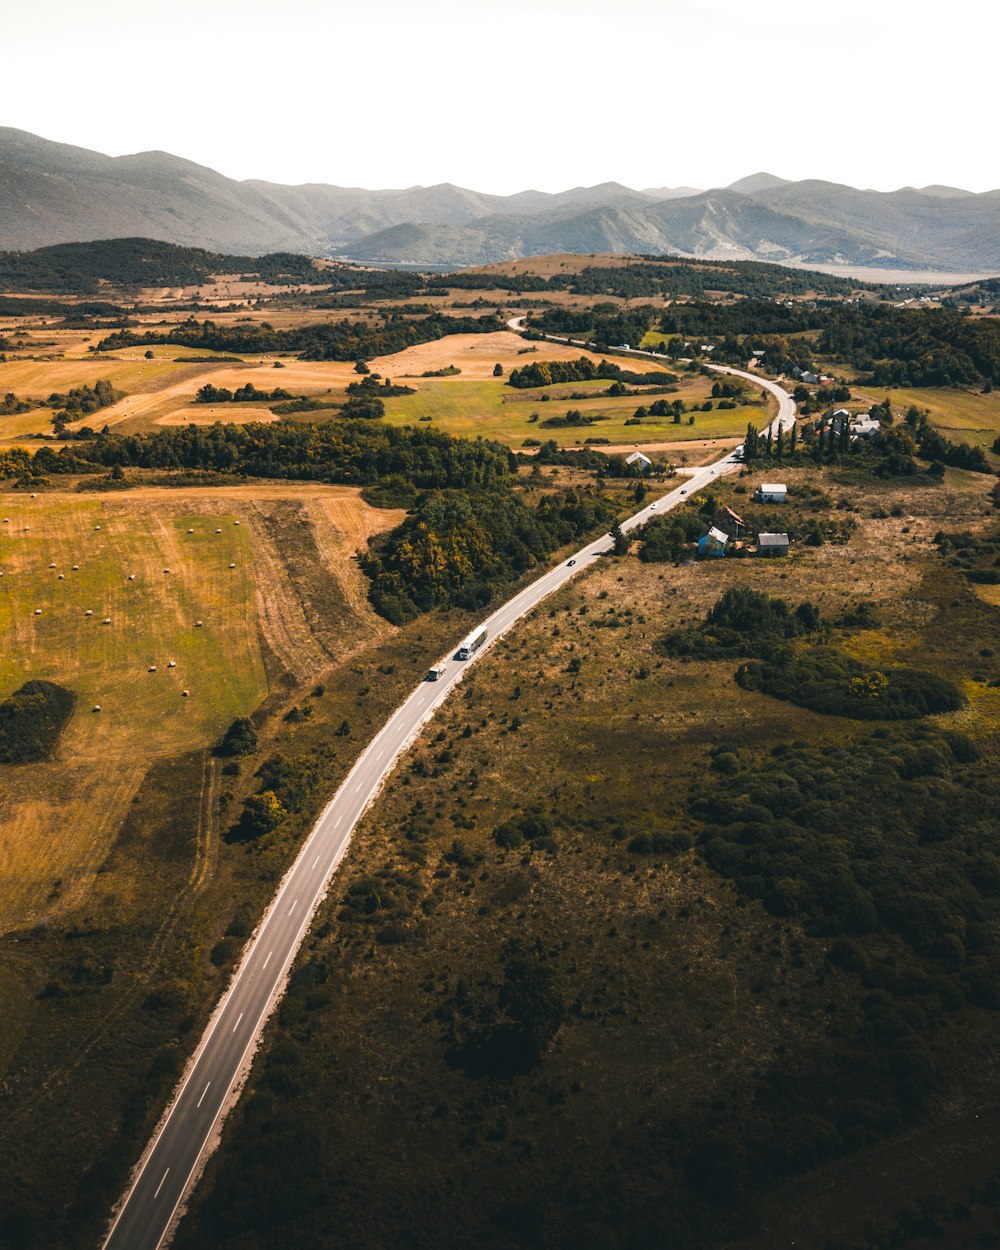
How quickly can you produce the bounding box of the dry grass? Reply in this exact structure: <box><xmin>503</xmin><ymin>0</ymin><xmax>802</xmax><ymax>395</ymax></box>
<box><xmin>0</xmin><ymin>483</ymin><xmax>398</xmax><ymax>932</ymax></box>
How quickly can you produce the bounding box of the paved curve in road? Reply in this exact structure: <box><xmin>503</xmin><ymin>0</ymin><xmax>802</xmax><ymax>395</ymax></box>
<box><xmin>103</xmin><ymin>337</ymin><xmax>794</xmax><ymax>1250</ymax></box>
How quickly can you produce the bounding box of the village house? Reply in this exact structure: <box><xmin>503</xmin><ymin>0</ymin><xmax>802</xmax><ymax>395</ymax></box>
<box><xmin>755</xmin><ymin>482</ymin><xmax>787</xmax><ymax>503</ymax></box>
<box><xmin>713</xmin><ymin>506</ymin><xmax>745</xmax><ymax>538</ymax></box>
<box><xmin>625</xmin><ymin>450</ymin><xmax>652</xmax><ymax>473</ymax></box>
<box><xmin>698</xmin><ymin>526</ymin><xmax>729</xmax><ymax>558</ymax></box>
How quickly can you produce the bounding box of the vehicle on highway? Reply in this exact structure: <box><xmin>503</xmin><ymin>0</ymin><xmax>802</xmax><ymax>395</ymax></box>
<box><xmin>568</xmin><ymin>558</ymin><xmax>576</xmax><ymax>566</ymax></box>
<box><xmin>681</xmin><ymin>489</ymin><xmax>687</xmax><ymax>494</ymax></box>
<box><xmin>456</xmin><ymin>625</ymin><xmax>487</xmax><ymax>660</ymax></box>
<box><xmin>426</xmin><ymin>663</ymin><xmax>447</xmax><ymax>681</ymax></box>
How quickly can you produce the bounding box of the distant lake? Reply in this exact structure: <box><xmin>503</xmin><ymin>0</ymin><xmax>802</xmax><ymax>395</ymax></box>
<box><xmin>786</xmin><ymin>262</ymin><xmax>999</xmax><ymax>286</ymax></box>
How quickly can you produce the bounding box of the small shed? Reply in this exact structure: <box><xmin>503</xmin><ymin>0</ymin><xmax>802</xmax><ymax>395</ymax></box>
<box><xmin>756</xmin><ymin>482</ymin><xmax>787</xmax><ymax>503</ymax></box>
<box><xmin>757</xmin><ymin>532</ymin><xmax>789</xmax><ymax>557</ymax></box>
<box><xmin>698</xmin><ymin>526</ymin><xmax>729</xmax><ymax>558</ymax></box>
<box><xmin>625</xmin><ymin>451</ymin><xmax>652</xmax><ymax>473</ymax></box>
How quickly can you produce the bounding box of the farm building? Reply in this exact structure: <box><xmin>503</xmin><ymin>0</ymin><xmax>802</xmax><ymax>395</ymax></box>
<box><xmin>698</xmin><ymin>526</ymin><xmax>729</xmax><ymax>558</ymax></box>
<box><xmin>755</xmin><ymin>483</ymin><xmax>787</xmax><ymax>503</ymax></box>
<box><xmin>756</xmin><ymin>532</ymin><xmax>789</xmax><ymax>557</ymax></box>
<box><xmin>625</xmin><ymin>451</ymin><xmax>652</xmax><ymax>473</ymax></box>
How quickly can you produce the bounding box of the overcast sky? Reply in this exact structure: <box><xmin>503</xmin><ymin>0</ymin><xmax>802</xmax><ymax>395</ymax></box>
<box><xmin>3</xmin><ymin>0</ymin><xmax>995</xmax><ymax>194</ymax></box>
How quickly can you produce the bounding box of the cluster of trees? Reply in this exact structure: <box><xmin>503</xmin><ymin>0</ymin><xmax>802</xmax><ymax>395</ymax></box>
<box><xmin>361</xmin><ymin>486</ymin><xmax>619</xmax><ymax>623</ymax></box>
<box><xmin>96</xmin><ymin>313</ymin><xmax>505</xmax><ymax>362</ymax></box>
<box><xmin>345</xmin><ymin>375</ymin><xmax>414</xmax><ymax>398</ymax></box>
<box><xmin>686</xmin><ymin>721</ymin><xmax>1000</xmax><ymax>1174</ymax></box>
<box><xmin>661</xmin><ymin>587</ymin><xmax>822</xmax><ymax>658</ymax></box>
<box><xmin>195</xmin><ymin>383</ymin><xmax>294</xmax><ymax>404</ymax></box>
<box><xmin>0</xmin><ymin>392</ymin><xmax>32</xmax><ymax>415</ymax></box>
<box><xmin>0</xmin><ymin>680</ymin><xmax>76</xmax><ymax>764</ymax></box>
<box><xmin>736</xmin><ymin>648</ymin><xmax>963</xmax><ymax>719</ymax></box>
<box><xmin>538</xmin><ymin>409</ymin><xmax>606</xmax><ymax>429</ymax></box>
<box><xmin>692</xmin><ymin>723</ymin><xmax>997</xmax><ymax>1005</ymax></box>
<box><xmin>507</xmin><ymin>356</ymin><xmax>675</xmax><ymax>389</ymax></box>
<box><xmin>46</xmin><ymin>379</ymin><xmax>122</xmax><ymax>415</ymax></box>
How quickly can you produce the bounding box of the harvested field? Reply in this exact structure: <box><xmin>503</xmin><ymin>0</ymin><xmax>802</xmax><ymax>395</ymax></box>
<box><xmin>0</xmin><ymin>484</ymin><xmax>399</xmax><ymax>932</ymax></box>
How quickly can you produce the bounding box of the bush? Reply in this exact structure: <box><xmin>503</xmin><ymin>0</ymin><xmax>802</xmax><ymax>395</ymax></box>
<box><xmin>214</xmin><ymin>717</ymin><xmax>259</xmax><ymax>758</ymax></box>
<box><xmin>736</xmin><ymin>648</ymin><xmax>963</xmax><ymax>720</ymax></box>
<box><xmin>0</xmin><ymin>680</ymin><xmax>76</xmax><ymax>763</ymax></box>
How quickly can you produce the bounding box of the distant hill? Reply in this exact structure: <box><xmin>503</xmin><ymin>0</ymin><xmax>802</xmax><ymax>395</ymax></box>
<box><xmin>0</xmin><ymin>238</ymin><xmax>330</xmax><ymax>293</ymax></box>
<box><xmin>2</xmin><ymin>128</ymin><xmax>999</xmax><ymax>272</ymax></box>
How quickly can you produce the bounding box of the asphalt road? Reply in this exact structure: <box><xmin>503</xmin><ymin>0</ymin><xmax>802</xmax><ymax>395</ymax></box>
<box><xmin>103</xmin><ymin>331</ymin><xmax>795</xmax><ymax>1250</ymax></box>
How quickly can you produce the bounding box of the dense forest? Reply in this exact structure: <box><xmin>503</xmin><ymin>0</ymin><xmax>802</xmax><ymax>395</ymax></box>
<box><xmin>361</xmin><ymin>487</ymin><xmax>619</xmax><ymax>622</ymax></box>
<box><xmin>96</xmin><ymin>313</ymin><xmax>505</xmax><ymax>361</ymax></box>
<box><xmin>15</xmin><ymin>420</ymin><xmax>515</xmax><ymax>486</ymax></box>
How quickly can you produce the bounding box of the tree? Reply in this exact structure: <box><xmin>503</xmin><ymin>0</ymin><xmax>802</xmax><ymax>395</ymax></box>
<box><xmin>215</xmin><ymin>717</ymin><xmax>259</xmax><ymax>757</ymax></box>
<box><xmin>743</xmin><ymin>422</ymin><xmax>759</xmax><ymax>463</ymax></box>
<box><xmin>354</xmin><ymin>359</ymin><xmax>370</xmax><ymax>374</ymax></box>
<box><xmin>239</xmin><ymin>790</ymin><xmax>286</xmax><ymax>838</ymax></box>
<box><xmin>493</xmin><ymin>362</ymin><xmax>504</xmax><ymax>376</ymax></box>
<box><xmin>611</xmin><ymin>521</ymin><xmax>629</xmax><ymax>555</ymax></box>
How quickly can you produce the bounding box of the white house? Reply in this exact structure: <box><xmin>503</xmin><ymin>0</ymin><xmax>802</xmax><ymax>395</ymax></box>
<box><xmin>756</xmin><ymin>482</ymin><xmax>787</xmax><ymax>503</ymax></box>
<box><xmin>625</xmin><ymin>451</ymin><xmax>652</xmax><ymax>472</ymax></box>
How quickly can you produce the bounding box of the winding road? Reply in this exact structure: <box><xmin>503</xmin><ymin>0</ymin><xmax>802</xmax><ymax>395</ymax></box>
<box><xmin>102</xmin><ymin>331</ymin><xmax>795</xmax><ymax>1250</ymax></box>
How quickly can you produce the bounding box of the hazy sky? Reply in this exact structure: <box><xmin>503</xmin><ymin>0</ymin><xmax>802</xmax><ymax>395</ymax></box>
<box><xmin>4</xmin><ymin>0</ymin><xmax>995</xmax><ymax>193</ymax></box>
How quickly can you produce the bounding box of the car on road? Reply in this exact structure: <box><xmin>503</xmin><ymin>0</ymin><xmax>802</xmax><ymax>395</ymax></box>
<box><xmin>568</xmin><ymin>558</ymin><xmax>576</xmax><ymax>566</ymax></box>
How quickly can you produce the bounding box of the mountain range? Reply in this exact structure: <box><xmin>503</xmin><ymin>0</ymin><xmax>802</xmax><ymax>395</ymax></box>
<box><xmin>2</xmin><ymin>127</ymin><xmax>999</xmax><ymax>272</ymax></box>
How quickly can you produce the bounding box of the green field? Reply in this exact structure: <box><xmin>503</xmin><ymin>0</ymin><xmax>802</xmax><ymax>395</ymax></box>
<box><xmin>863</xmin><ymin>384</ymin><xmax>1000</xmax><ymax>458</ymax></box>
<box><xmin>383</xmin><ymin>375</ymin><xmax>767</xmax><ymax>447</ymax></box>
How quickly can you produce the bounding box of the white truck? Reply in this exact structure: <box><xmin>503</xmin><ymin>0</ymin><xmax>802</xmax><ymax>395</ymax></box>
<box><xmin>456</xmin><ymin>625</ymin><xmax>487</xmax><ymax>660</ymax></box>
<box><xmin>426</xmin><ymin>663</ymin><xmax>447</xmax><ymax>682</ymax></box>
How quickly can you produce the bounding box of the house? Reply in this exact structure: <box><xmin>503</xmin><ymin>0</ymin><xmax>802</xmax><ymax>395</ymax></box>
<box><xmin>800</xmin><ymin>370</ymin><xmax>819</xmax><ymax>385</ymax></box>
<box><xmin>625</xmin><ymin>451</ymin><xmax>652</xmax><ymax>472</ymax></box>
<box><xmin>850</xmin><ymin>416</ymin><xmax>881</xmax><ymax>438</ymax></box>
<box><xmin>698</xmin><ymin>526</ymin><xmax>728</xmax><ymax>558</ymax></box>
<box><xmin>755</xmin><ymin>482</ymin><xmax>787</xmax><ymax>503</ymax></box>
<box><xmin>756</xmin><ymin>532</ymin><xmax>789</xmax><ymax>557</ymax></box>
<box><xmin>713</xmin><ymin>506</ymin><xmax>745</xmax><ymax>537</ymax></box>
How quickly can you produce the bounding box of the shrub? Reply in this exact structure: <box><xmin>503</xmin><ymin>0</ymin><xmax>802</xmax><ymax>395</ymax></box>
<box><xmin>0</xmin><ymin>680</ymin><xmax>76</xmax><ymax>763</ymax></box>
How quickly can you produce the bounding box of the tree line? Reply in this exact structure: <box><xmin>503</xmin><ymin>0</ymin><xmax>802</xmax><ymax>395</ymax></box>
<box><xmin>96</xmin><ymin>313</ymin><xmax>505</xmax><ymax>362</ymax></box>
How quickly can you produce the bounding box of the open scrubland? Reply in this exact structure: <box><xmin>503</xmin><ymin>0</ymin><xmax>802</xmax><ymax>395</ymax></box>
<box><xmin>170</xmin><ymin>460</ymin><xmax>1000</xmax><ymax>1250</ymax></box>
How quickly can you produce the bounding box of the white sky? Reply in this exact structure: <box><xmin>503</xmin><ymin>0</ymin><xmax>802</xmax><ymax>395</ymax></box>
<box><xmin>3</xmin><ymin>0</ymin><xmax>996</xmax><ymax>194</ymax></box>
